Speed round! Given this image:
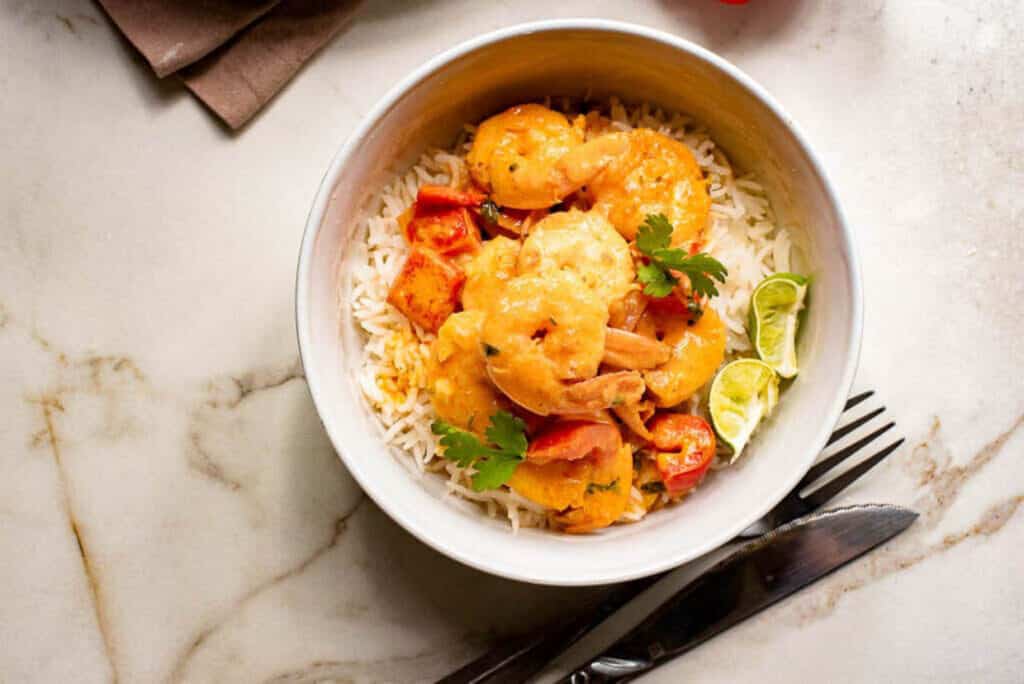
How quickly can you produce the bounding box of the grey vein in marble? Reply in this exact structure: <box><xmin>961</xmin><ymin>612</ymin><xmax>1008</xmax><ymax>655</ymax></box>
<box><xmin>169</xmin><ymin>497</ymin><xmax>366</xmax><ymax>682</ymax></box>
<box><xmin>787</xmin><ymin>414</ymin><xmax>1024</xmax><ymax>622</ymax></box>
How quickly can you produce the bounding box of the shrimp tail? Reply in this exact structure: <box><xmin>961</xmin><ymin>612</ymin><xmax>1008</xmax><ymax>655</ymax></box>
<box><xmin>556</xmin><ymin>134</ymin><xmax>630</xmax><ymax>188</ymax></box>
<box><xmin>612</xmin><ymin>399</ymin><xmax>655</xmax><ymax>441</ymax></box>
<box><xmin>561</xmin><ymin>371</ymin><xmax>646</xmax><ymax>413</ymax></box>
<box><xmin>602</xmin><ymin>327</ymin><xmax>672</xmax><ymax>369</ymax></box>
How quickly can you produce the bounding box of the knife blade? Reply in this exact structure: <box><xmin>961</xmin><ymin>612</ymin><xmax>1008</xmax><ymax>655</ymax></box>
<box><xmin>557</xmin><ymin>504</ymin><xmax>918</xmax><ymax>683</ymax></box>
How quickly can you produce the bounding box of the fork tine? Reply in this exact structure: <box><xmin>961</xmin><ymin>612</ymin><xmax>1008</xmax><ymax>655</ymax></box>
<box><xmin>843</xmin><ymin>390</ymin><xmax>875</xmax><ymax>411</ymax></box>
<box><xmin>826</xmin><ymin>406</ymin><xmax>886</xmax><ymax>447</ymax></box>
<box><xmin>800</xmin><ymin>421</ymin><xmax>895</xmax><ymax>489</ymax></box>
<box><xmin>802</xmin><ymin>438</ymin><xmax>905</xmax><ymax>510</ymax></box>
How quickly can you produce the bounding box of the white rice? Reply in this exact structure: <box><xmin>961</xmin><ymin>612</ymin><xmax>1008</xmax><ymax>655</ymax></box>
<box><xmin>349</xmin><ymin>97</ymin><xmax>793</xmax><ymax>531</ymax></box>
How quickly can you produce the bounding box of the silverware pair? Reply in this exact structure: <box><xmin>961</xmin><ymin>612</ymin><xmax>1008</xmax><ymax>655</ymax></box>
<box><xmin>440</xmin><ymin>390</ymin><xmax>909</xmax><ymax>684</ymax></box>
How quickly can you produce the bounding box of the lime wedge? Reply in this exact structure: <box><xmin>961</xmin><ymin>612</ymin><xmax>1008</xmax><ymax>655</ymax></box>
<box><xmin>749</xmin><ymin>273</ymin><xmax>809</xmax><ymax>379</ymax></box>
<box><xmin>709</xmin><ymin>359</ymin><xmax>780</xmax><ymax>461</ymax></box>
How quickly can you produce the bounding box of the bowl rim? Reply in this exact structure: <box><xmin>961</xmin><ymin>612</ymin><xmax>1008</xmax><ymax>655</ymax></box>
<box><xmin>296</xmin><ymin>18</ymin><xmax>864</xmax><ymax>585</ymax></box>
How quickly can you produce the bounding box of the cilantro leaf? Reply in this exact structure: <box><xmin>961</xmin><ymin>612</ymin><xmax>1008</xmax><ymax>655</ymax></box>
<box><xmin>637</xmin><ymin>262</ymin><xmax>677</xmax><ymax>297</ymax></box>
<box><xmin>486</xmin><ymin>411</ymin><xmax>528</xmax><ymax>456</ymax></box>
<box><xmin>652</xmin><ymin>250</ymin><xmax>729</xmax><ymax>298</ymax></box>
<box><xmin>431</xmin><ymin>421</ymin><xmax>484</xmax><ymax>468</ymax></box>
<box><xmin>471</xmin><ymin>452</ymin><xmax>521</xmax><ymax>491</ymax></box>
<box><xmin>636</xmin><ymin>214</ymin><xmax>673</xmax><ymax>254</ymax></box>
<box><xmin>685</xmin><ymin>258</ymin><xmax>728</xmax><ymax>298</ymax></box>
<box><xmin>634</xmin><ymin>213</ymin><xmax>728</xmax><ymax>299</ymax></box>
<box><xmin>431</xmin><ymin>410</ymin><xmax>527</xmax><ymax>491</ymax></box>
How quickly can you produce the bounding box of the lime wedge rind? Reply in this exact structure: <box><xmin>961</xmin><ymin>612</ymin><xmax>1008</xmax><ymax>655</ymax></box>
<box><xmin>749</xmin><ymin>273</ymin><xmax>808</xmax><ymax>379</ymax></box>
<box><xmin>709</xmin><ymin>359</ymin><xmax>780</xmax><ymax>462</ymax></box>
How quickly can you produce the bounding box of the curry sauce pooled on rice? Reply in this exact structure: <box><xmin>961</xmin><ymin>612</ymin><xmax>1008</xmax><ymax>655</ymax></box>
<box><xmin>350</xmin><ymin>97</ymin><xmax>807</xmax><ymax>533</ymax></box>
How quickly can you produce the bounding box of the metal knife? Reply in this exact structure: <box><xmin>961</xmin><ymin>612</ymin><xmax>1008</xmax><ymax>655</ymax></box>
<box><xmin>556</xmin><ymin>504</ymin><xmax>918</xmax><ymax>683</ymax></box>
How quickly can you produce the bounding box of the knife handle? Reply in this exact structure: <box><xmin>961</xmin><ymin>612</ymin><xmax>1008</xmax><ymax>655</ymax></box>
<box><xmin>559</xmin><ymin>505</ymin><xmax>919</xmax><ymax>683</ymax></box>
<box><xmin>560</xmin><ymin>654</ymin><xmax>655</xmax><ymax>683</ymax></box>
<box><xmin>436</xmin><ymin>576</ymin><xmax>660</xmax><ymax>684</ymax></box>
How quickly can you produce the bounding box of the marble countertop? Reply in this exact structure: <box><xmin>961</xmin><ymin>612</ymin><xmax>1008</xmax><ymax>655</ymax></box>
<box><xmin>2</xmin><ymin>1</ymin><xmax>1021</xmax><ymax>682</ymax></box>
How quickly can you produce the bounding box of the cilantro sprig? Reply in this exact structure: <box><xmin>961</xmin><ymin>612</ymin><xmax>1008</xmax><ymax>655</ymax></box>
<box><xmin>431</xmin><ymin>411</ymin><xmax>528</xmax><ymax>491</ymax></box>
<box><xmin>635</xmin><ymin>214</ymin><xmax>728</xmax><ymax>298</ymax></box>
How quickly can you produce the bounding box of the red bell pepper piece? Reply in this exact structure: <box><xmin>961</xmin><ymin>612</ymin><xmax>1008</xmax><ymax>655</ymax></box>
<box><xmin>416</xmin><ymin>184</ymin><xmax>486</xmax><ymax>209</ymax></box>
<box><xmin>403</xmin><ymin>207</ymin><xmax>481</xmax><ymax>256</ymax></box>
<box><xmin>526</xmin><ymin>421</ymin><xmax>622</xmax><ymax>465</ymax></box>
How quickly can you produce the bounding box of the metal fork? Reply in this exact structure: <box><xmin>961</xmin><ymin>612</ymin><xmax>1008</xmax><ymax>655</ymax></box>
<box><xmin>736</xmin><ymin>390</ymin><xmax>903</xmax><ymax>538</ymax></box>
<box><xmin>437</xmin><ymin>390</ymin><xmax>906</xmax><ymax>684</ymax></box>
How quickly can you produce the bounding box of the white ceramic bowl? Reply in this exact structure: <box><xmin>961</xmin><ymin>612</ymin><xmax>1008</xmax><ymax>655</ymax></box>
<box><xmin>296</xmin><ymin>20</ymin><xmax>862</xmax><ymax>586</ymax></box>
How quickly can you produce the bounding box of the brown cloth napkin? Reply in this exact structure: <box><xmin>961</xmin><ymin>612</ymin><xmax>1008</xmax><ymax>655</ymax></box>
<box><xmin>97</xmin><ymin>0</ymin><xmax>281</xmax><ymax>78</ymax></box>
<box><xmin>97</xmin><ymin>0</ymin><xmax>362</xmax><ymax>129</ymax></box>
<box><xmin>183</xmin><ymin>0</ymin><xmax>362</xmax><ymax>129</ymax></box>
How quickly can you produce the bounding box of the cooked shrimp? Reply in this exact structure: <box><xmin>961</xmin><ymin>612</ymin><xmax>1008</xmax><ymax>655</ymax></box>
<box><xmin>461</xmin><ymin>236</ymin><xmax>520</xmax><ymax>311</ymax></box>
<box><xmin>612</xmin><ymin>398</ymin><xmax>655</xmax><ymax>441</ymax></box>
<box><xmin>554</xmin><ymin>442</ymin><xmax>634</xmax><ymax>533</ymax></box>
<box><xmin>608</xmin><ymin>288</ymin><xmax>648</xmax><ymax>332</ymax></box>
<box><xmin>509</xmin><ymin>441</ymin><xmax>633</xmax><ymax>533</ymax></box>
<box><xmin>427</xmin><ymin>311</ymin><xmax>507</xmax><ymax>435</ymax></box>
<box><xmin>482</xmin><ymin>271</ymin><xmax>643</xmax><ymax>415</ymax></box>
<box><xmin>517</xmin><ymin>209</ymin><xmax>635</xmax><ymax>308</ymax></box>
<box><xmin>635</xmin><ymin>306</ymin><xmax>727</xmax><ymax>407</ymax></box>
<box><xmin>602</xmin><ymin>327</ymin><xmax>672</xmax><ymax>370</ymax></box>
<box><xmin>467</xmin><ymin>104</ymin><xmax>627</xmax><ymax>209</ymax></box>
<box><xmin>562</xmin><ymin>370</ymin><xmax>646</xmax><ymax>412</ymax></box>
<box><xmin>479</xmin><ymin>207</ymin><xmax>548</xmax><ymax>238</ymax></box>
<box><xmin>589</xmin><ymin>129</ymin><xmax>710</xmax><ymax>246</ymax></box>
<box><xmin>555</xmin><ymin>408</ymin><xmax>615</xmax><ymax>424</ymax></box>
<box><xmin>633</xmin><ymin>454</ymin><xmax>664</xmax><ymax>511</ymax></box>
